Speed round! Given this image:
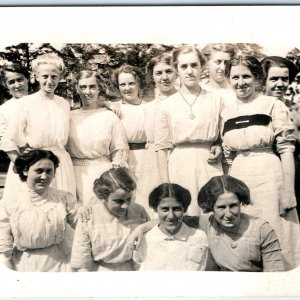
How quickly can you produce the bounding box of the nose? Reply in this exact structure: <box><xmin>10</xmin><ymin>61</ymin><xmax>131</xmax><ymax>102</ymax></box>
<box><xmin>162</xmin><ymin>72</ymin><xmax>168</xmax><ymax>80</ymax></box>
<box><xmin>276</xmin><ymin>79</ymin><xmax>283</xmax><ymax>87</ymax></box>
<box><xmin>237</xmin><ymin>77</ymin><xmax>244</xmax><ymax>86</ymax></box>
<box><xmin>220</xmin><ymin>61</ymin><xmax>226</xmax><ymax>71</ymax></box>
<box><xmin>224</xmin><ymin>207</ymin><xmax>233</xmax><ymax>218</ymax></box>
<box><xmin>167</xmin><ymin>209</ymin><xmax>175</xmax><ymax>219</ymax></box>
<box><xmin>186</xmin><ymin>65</ymin><xmax>193</xmax><ymax>74</ymax></box>
<box><xmin>121</xmin><ymin>202</ymin><xmax>129</xmax><ymax>210</ymax></box>
<box><xmin>84</xmin><ymin>87</ymin><xmax>91</xmax><ymax>94</ymax></box>
<box><xmin>40</xmin><ymin>172</ymin><xmax>47</xmax><ymax>180</ymax></box>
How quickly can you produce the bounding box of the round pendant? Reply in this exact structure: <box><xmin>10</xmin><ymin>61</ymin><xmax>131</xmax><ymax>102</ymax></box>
<box><xmin>189</xmin><ymin>113</ymin><xmax>195</xmax><ymax>120</ymax></box>
<box><xmin>231</xmin><ymin>241</ymin><xmax>237</xmax><ymax>249</ymax></box>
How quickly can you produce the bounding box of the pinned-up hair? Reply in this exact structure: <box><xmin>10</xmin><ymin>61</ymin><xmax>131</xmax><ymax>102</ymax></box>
<box><xmin>202</xmin><ymin>43</ymin><xmax>236</xmax><ymax>61</ymax></box>
<box><xmin>14</xmin><ymin>149</ymin><xmax>59</xmax><ymax>182</ymax></box>
<box><xmin>93</xmin><ymin>167</ymin><xmax>136</xmax><ymax>200</ymax></box>
<box><xmin>0</xmin><ymin>62</ymin><xmax>30</xmax><ymax>87</ymax></box>
<box><xmin>31</xmin><ymin>53</ymin><xmax>66</xmax><ymax>77</ymax></box>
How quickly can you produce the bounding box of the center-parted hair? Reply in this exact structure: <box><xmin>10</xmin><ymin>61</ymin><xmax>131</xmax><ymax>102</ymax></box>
<box><xmin>14</xmin><ymin>149</ymin><xmax>59</xmax><ymax>182</ymax></box>
<box><xmin>149</xmin><ymin>183</ymin><xmax>191</xmax><ymax>212</ymax></box>
<box><xmin>93</xmin><ymin>167</ymin><xmax>136</xmax><ymax>200</ymax></box>
<box><xmin>172</xmin><ymin>45</ymin><xmax>206</xmax><ymax>70</ymax></box>
<box><xmin>224</xmin><ymin>55</ymin><xmax>264</xmax><ymax>88</ymax></box>
<box><xmin>197</xmin><ymin>175</ymin><xmax>251</xmax><ymax>213</ymax></box>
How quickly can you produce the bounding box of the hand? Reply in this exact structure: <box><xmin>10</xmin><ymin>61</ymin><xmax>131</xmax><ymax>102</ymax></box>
<box><xmin>78</xmin><ymin>205</ymin><xmax>92</xmax><ymax>222</ymax></box>
<box><xmin>112</xmin><ymin>160</ymin><xmax>128</xmax><ymax>169</ymax></box>
<box><xmin>207</xmin><ymin>145</ymin><xmax>222</xmax><ymax>164</ymax></box>
<box><xmin>110</xmin><ymin>104</ymin><xmax>121</xmax><ymax>118</ymax></box>
<box><xmin>127</xmin><ymin>228</ymin><xmax>144</xmax><ymax>250</ymax></box>
<box><xmin>279</xmin><ymin>191</ymin><xmax>296</xmax><ymax>217</ymax></box>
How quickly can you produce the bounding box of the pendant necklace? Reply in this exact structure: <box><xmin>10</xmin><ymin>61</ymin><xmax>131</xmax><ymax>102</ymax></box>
<box><xmin>179</xmin><ymin>88</ymin><xmax>201</xmax><ymax>120</ymax></box>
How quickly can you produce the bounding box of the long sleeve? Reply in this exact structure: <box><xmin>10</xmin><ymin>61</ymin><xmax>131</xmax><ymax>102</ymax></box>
<box><xmin>0</xmin><ymin>205</ymin><xmax>13</xmax><ymax>256</ymax></box>
<box><xmin>260</xmin><ymin>222</ymin><xmax>284</xmax><ymax>272</ymax></box>
<box><xmin>70</xmin><ymin>220</ymin><xmax>93</xmax><ymax>269</ymax></box>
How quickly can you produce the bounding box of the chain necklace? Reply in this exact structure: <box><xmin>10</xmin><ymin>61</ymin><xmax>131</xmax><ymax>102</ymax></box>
<box><xmin>179</xmin><ymin>88</ymin><xmax>201</xmax><ymax>120</ymax></box>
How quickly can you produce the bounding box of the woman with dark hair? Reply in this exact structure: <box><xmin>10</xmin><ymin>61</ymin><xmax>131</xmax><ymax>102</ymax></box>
<box><xmin>133</xmin><ymin>183</ymin><xmax>209</xmax><ymax>271</ymax></box>
<box><xmin>221</xmin><ymin>55</ymin><xmax>300</xmax><ymax>270</ymax></box>
<box><xmin>196</xmin><ymin>175</ymin><xmax>283</xmax><ymax>272</ymax></box>
<box><xmin>155</xmin><ymin>45</ymin><xmax>223</xmax><ymax>216</ymax></box>
<box><xmin>0</xmin><ymin>62</ymin><xmax>30</xmax><ymax>200</ymax></box>
<box><xmin>0</xmin><ymin>149</ymin><xmax>77</xmax><ymax>271</ymax></box>
<box><xmin>67</xmin><ymin>70</ymin><xmax>128</xmax><ymax>205</ymax></box>
<box><xmin>112</xmin><ymin>64</ymin><xmax>149</xmax><ymax>209</ymax></box>
<box><xmin>261</xmin><ymin>56</ymin><xmax>298</xmax><ymax>102</ymax></box>
<box><xmin>70</xmin><ymin>167</ymin><xmax>149</xmax><ymax>271</ymax></box>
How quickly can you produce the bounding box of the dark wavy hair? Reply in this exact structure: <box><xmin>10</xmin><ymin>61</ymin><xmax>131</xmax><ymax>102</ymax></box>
<box><xmin>93</xmin><ymin>167</ymin><xmax>136</xmax><ymax>200</ymax></box>
<box><xmin>225</xmin><ymin>55</ymin><xmax>265</xmax><ymax>89</ymax></box>
<box><xmin>111</xmin><ymin>64</ymin><xmax>147</xmax><ymax>97</ymax></box>
<box><xmin>197</xmin><ymin>175</ymin><xmax>251</xmax><ymax>213</ymax></box>
<box><xmin>261</xmin><ymin>56</ymin><xmax>299</xmax><ymax>84</ymax></box>
<box><xmin>14</xmin><ymin>149</ymin><xmax>59</xmax><ymax>182</ymax></box>
<box><xmin>0</xmin><ymin>62</ymin><xmax>30</xmax><ymax>87</ymax></box>
<box><xmin>149</xmin><ymin>183</ymin><xmax>191</xmax><ymax>212</ymax></box>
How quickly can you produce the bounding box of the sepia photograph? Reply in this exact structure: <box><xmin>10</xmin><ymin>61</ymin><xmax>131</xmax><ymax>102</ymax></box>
<box><xmin>0</xmin><ymin>5</ymin><xmax>299</xmax><ymax>298</ymax></box>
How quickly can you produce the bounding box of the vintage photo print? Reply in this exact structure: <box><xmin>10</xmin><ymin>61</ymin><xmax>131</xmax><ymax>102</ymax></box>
<box><xmin>0</xmin><ymin>5</ymin><xmax>299</xmax><ymax>298</ymax></box>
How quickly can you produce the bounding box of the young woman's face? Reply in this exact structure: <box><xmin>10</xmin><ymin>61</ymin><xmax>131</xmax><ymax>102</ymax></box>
<box><xmin>24</xmin><ymin>158</ymin><xmax>55</xmax><ymax>193</ymax></box>
<box><xmin>156</xmin><ymin>197</ymin><xmax>184</xmax><ymax>235</ymax></box>
<box><xmin>229</xmin><ymin>65</ymin><xmax>256</xmax><ymax>101</ymax></box>
<box><xmin>213</xmin><ymin>192</ymin><xmax>241</xmax><ymax>230</ymax></box>
<box><xmin>105</xmin><ymin>188</ymin><xmax>133</xmax><ymax>218</ymax></box>
<box><xmin>177</xmin><ymin>52</ymin><xmax>202</xmax><ymax>88</ymax></box>
<box><xmin>207</xmin><ymin>51</ymin><xmax>230</xmax><ymax>84</ymax></box>
<box><xmin>265</xmin><ymin>66</ymin><xmax>289</xmax><ymax>99</ymax></box>
<box><xmin>77</xmin><ymin>77</ymin><xmax>100</xmax><ymax>107</ymax></box>
<box><xmin>118</xmin><ymin>72</ymin><xmax>139</xmax><ymax>103</ymax></box>
<box><xmin>35</xmin><ymin>64</ymin><xmax>61</xmax><ymax>95</ymax></box>
<box><xmin>153</xmin><ymin>62</ymin><xmax>176</xmax><ymax>93</ymax></box>
<box><xmin>4</xmin><ymin>71</ymin><xmax>29</xmax><ymax>99</ymax></box>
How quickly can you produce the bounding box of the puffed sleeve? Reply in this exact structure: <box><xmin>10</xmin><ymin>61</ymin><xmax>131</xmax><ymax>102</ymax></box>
<box><xmin>70</xmin><ymin>220</ymin><xmax>93</xmax><ymax>269</ymax></box>
<box><xmin>154</xmin><ymin>104</ymin><xmax>173</xmax><ymax>151</ymax></box>
<box><xmin>1</xmin><ymin>99</ymin><xmax>27</xmax><ymax>152</ymax></box>
<box><xmin>0</xmin><ymin>205</ymin><xmax>13</xmax><ymax>256</ymax></box>
<box><xmin>260</xmin><ymin>222</ymin><xmax>284</xmax><ymax>272</ymax></box>
<box><xmin>272</xmin><ymin>100</ymin><xmax>296</xmax><ymax>154</ymax></box>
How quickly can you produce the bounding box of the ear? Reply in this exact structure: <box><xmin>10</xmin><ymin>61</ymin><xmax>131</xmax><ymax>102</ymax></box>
<box><xmin>23</xmin><ymin>170</ymin><xmax>28</xmax><ymax>177</ymax></box>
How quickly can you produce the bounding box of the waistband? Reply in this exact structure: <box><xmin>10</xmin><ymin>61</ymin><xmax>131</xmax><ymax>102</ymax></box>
<box><xmin>175</xmin><ymin>141</ymin><xmax>213</xmax><ymax>149</ymax></box>
<box><xmin>235</xmin><ymin>147</ymin><xmax>273</xmax><ymax>157</ymax></box>
<box><xmin>128</xmin><ymin>142</ymin><xmax>146</xmax><ymax>150</ymax></box>
<box><xmin>72</xmin><ymin>156</ymin><xmax>111</xmax><ymax>166</ymax></box>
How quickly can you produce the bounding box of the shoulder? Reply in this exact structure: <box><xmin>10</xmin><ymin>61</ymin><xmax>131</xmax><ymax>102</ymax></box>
<box><xmin>182</xmin><ymin>223</ymin><xmax>208</xmax><ymax>245</ymax></box>
<box><xmin>128</xmin><ymin>203</ymin><xmax>149</xmax><ymax>218</ymax></box>
<box><xmin>48</xmin><ymin>187</ymin><xmax>73</xmax><ymax>202</ymax></box>
<box><xmin>54</xmin><ymin>95</ymin><xmax>70</xmax><ymax>108</ymax></box>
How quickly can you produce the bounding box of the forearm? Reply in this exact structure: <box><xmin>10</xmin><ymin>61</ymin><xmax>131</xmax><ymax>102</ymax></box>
<box><xmin>0</xmin><ymin>252</ymin><xmax>12</xmax><ymax>270</ymax></box>
<box><xmin>156</xmin><ymin>149</ymin><xmax>170</xmax><ymax>183</ymax></box>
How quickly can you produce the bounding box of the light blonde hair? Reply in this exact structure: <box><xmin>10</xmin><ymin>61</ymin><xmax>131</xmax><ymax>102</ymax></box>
<box><xmin>31</xmin><ymin>53</ymin><xmax>66</xmax><ymax>77</ymax></box>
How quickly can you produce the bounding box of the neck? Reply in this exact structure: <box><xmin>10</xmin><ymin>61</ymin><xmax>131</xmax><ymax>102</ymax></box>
<box><xmin>180</xmin><ymin>84</ymin><xmax>201</xmax><ymax>96</ymax></box>
<box><xmin>237</xmin><ymin>91</ymin><xmax>259</xmax><ymax>103</ymax></box>
<box><xmin>158</xmin><ymin>222</ymin><xmax>182</xmax><ymax>236</ymax></box>
<box><xmin>125</xmin><ymin>97</ymin><xmax>142</xmax><ymax>105</ymax></box>
<box><xmin>82</xmin><ymin>103</ymin><xmax>98</xmax><ymax>110</ymax></box>
<box><xmin>39</xmin><ymin>89</ymin><xmax>54</xmax><ymax>100</ymax></box>
<box><xmin>159</xmin><ymin>88</ymin><xmax>177</xmax><ymax>98</ymax></box>
<box><xmin>208</xmin><ymin>79</ymin><xmax>228</xmax><ymax>90</ymax></box>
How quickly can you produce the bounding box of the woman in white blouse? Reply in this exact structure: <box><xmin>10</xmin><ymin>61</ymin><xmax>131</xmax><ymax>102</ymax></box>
<box><xmin>155</xmin><ymin>45</ymin><xmax>223</xmax><ymax>216</ymax></box>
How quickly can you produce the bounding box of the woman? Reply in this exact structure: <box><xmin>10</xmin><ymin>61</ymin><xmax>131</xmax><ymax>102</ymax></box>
<box><xmin>142</xmin><ymin>53</ymin><xmax>177</xmax><ymax>216</ymax></box>
<box><xmin>1</xmin><ymin>53</ymin><xmax>76</xmax><ymax>198</ymax></box>
<box><xmin>261</xmin><ymin>55</ymin><xmax>298</xmax><ymax>103</ymax></box>
<box><xmin>201</xmin><ymin>43</ymin><xmax>235</xmax><ymax>94</ymax></box>
<box><xmin>67</xmin><ymin>70</ymin><xmax>128</xmax><ymax>205</ymax></box>
<box><xmin>0</xmin><ymin>63</ymin><xmax>30</xmax><ymax>200</ymax></box>
<box><xmin>196</xmin><ymin>175</ymin><xmax>284</xmax><ymax>272</ymax></box>
<box><xmin>0</xmin><ymin>150</ymin><xmax>77</xmax><ymax>271</ymax></box>
<box><xmin>221</xmin><ymin>55</ymin><xmax>300</xmax><ymax>270</ymax></box>
<box><xmin>112</xmin><ymin>64</ymin><xmax>148</xmax><ymax>208</ymax></box>
<box><xmin>70</xmin><ymin>167</ymin><xmax>149</xmax><ymax>271</ymax></box>
<box><xmin>155</xmin><ymin>45</ymin><xmax>223</xmax><ymax>216</ymax></box>
<box><xmin>133</xmin><ymin>183</ymin><xmax>209</xmax><ymax>271</ymax></box>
